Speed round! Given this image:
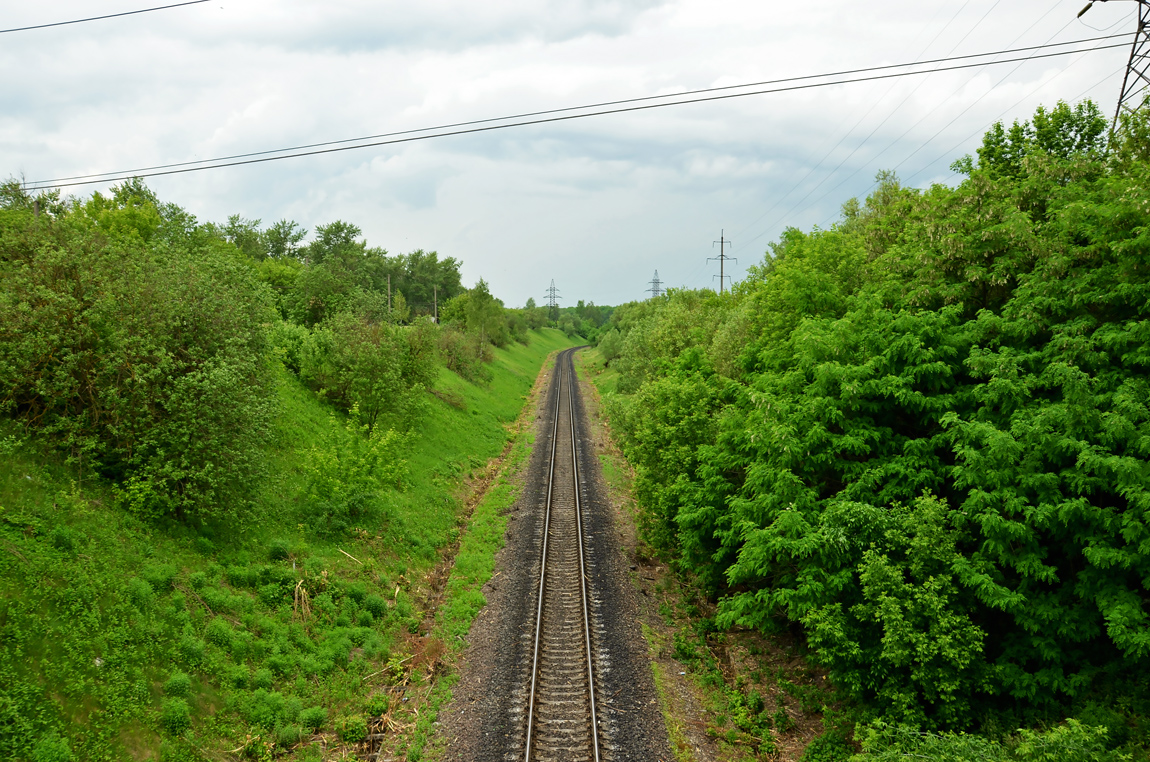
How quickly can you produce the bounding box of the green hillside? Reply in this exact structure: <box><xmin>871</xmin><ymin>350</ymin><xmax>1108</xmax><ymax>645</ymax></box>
<box><xmin>0</xmin><ymin>328</ymin><xmax>575</xmax><ymax>762</ymax></box>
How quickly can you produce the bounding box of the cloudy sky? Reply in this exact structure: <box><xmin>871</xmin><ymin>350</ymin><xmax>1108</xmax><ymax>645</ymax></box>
<box><xmin>1</xmin><ymin>0</ymin><xmax>1138</xmax><ymax>307</ymax></box>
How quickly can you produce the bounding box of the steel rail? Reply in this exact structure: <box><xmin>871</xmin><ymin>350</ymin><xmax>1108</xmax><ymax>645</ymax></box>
<box><xmin>523</xmin><ymin>349</ymin><xmax>601</xmax><ymax>762</ymax></box>
<box><xmin>568</xmin><ymin>352</ymin><xmax>602</xmax><ymax>762</ymax></box>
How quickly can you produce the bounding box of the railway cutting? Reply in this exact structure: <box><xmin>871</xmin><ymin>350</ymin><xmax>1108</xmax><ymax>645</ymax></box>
<box><xmin>440</xmin><ymin>347</ymin><xmax>670</xmax><ymax>762</ymax></box>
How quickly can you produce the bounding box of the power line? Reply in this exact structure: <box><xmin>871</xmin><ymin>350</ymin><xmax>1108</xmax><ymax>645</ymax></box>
<box><xmin>744</xmin><ymin>5</ymin><xmax>1074</xmax><ymax>251</ymax></box>
<box><xmin>38</xmin><ymin>34</ymin><xmax>1125</xmax><ymax>188</ymax></box>
<box><xmin>0</xmin><ymin>1</ymin><xmax>210</xmax><ymax>34</ymax></box>
<box><xmin>730</xmin><ymin>0</ymin><xmax>979</xmax><ymax>243</ymax></box>
<box><xmin>23</xmin><ymin>33</ymin><xmax>1133</xmax><ymax>191</ymax></box>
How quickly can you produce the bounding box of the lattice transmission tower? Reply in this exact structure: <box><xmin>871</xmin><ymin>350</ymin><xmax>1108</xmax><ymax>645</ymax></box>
<box><xmin>1080</xmin><ymin>0</ymin><xmax>1150</xmax><ymax>131</ymax></box>
<box><xmin>646</xmin><ymin>270</ymin><xmax>664</xmax><ymax>298</ymax></box>
<box><xmin>545</xmin><ymin>279</ymin><xmax>561</xmax><ymax>322</ymax></box>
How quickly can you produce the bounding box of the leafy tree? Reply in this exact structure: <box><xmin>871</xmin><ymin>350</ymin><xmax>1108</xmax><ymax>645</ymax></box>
<box><xmin>264</xmin><ymin>219</ymin><xmax>307</xmax><ymax>259</ymax></box>
<box><xmin>0</xmin><ymin>181</ymin><xmax>277</xmax><ymax>520</ymax></box>
<box><xmin>601</xmin><ymin>99</ymin><xmax>1150</xmax><ymax>728</ymax></box>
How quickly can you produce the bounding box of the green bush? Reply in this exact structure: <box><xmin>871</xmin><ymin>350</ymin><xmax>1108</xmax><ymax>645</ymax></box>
<box><xmin>602</xmin><ymin>100</ymin><xmax>1150</xmax><ymax>728</ymax></box>
<box><xmin>276</xmin><ymin>724</ymin><xmax>305</xmax><ymax>748</ymax></box>
<box><xmin>126</xmin><ymin>578</ymin><xmax>154</xmax><ymax>611</ymax></box>
<box><xmin>252</xmin><ymin>668</ymin><xmax>274</xmax><ymax>690</ymax></box>
<box><xmin>363</xmin><ymin>594</ymin><xmax>388</xmax><ymax>618</ymax></box>
<box><xmin>336</xmin><ymin>714</ymin><xmax>368</xmax><ymax>742</ymax></box>
<box><xmin>852</xmin><ymin>720</ymin><xmax>1122</xmax><ymax>762</ymax></box>
<box><xmin>366</xmin><ymin>695</ymin><xmax>390</xmax><ymax>716</ymax></box>
<box><xmin>203</xmin><ymin>617</ymin><xmax>233</xmax><ymax>649</ymax></box>
<box><xmin>161</xmin><ymin>698</ymin><xmax>191</xmax><ymax>735</ymax></box>
<box><xmin>30</xmin><ymin>732</ymin><xmax>73</xmax><ymax>762</ymax></box>
<box><xmin>177</xmin><ymin>636</ymin><xmax>205</xmax><ymax>666</ymax></box>
<box><xmin>300</xmin><ymin>312</ymin><xmax>437</xmax><ymax>430</ymax></box>
<box><xmin>142</xmin><ymin>564</ymin><xmax>178</xmax><ymax>591</ymax></box>
<box><xmin>303</xmin><ymin>416</ymin><xmax>407</xmax><ymax>534</ymax></box>
<box><xmin>163</xmin><ymin>672</ymin><xmax>192</xmax><ymax>698</ymax></box>
<box><xmin>298</xmin><ymin>706</ymin><xmax>327</xmax><ymax>732</ymax></box>
<box><xmin>0</xmin><ymin>181</ymin><xmax>277</xmax><ymax>521</ymax></box>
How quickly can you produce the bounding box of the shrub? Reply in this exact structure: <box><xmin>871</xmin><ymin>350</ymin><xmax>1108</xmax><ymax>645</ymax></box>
<box><xmin>142</xmin><ymin>564</ymin><xmax>178</xmax><ymax>591</ymax></box>
<box><xmin>30</xmin><ymin>732</ymin><xmax>73</xmax><ymax>762</ymax></box>
<box><xmin>251</xmin><ymin>667</ymin><xmax>274</xmax><ymax>690</ymax></box>
<box><xmin>336</xmin><ymin>714</ymin><xmax>368</xmax><ymax>742</ymax></box>
<box><xmin>0</xmin><ymin>182</ymin><xmax>277</xmax><ymax>521</ymax></box>
<box><xmin>275</xmin><ymin>724</ymin><xmax>305</xmax><ymax>748</ymax></box>
<box><xmin>204</xmin><ymin>617</ymin><xmax>233</xmax><ymax>649</ymax></box>
<box><xmin>298</xmin><ymin>706</ymin><xmax>327</xmax><ymax>732</ymax></box>
<box><xmin>363</xmin><ymin>594</ymin><xmax>388</xmax><ymax>618</ymax></box>
<box><xmin>437</xmin><ymin>326</ymin><xmax>493</xmax><ymax>384</ymax></box>
<box><xmin>268</xmin><ymin>538</ymin><xmax>291</xmax><ymax>561</ymax></box>
<box><xmin>303</xmin><ymin>417</ymin><xmax>407</xmax><ymax>534</ymax></box>
<box><xmin>163</xmin><ymin>672</ymin><xmax>192</xmax><ymax>698</ymax></box>
<box><xmin>49</xmin><ymin>527</ymin><xmax>76</xmax><ymax>553</ymax></box>
<box><xmin>161</xmin><ymin>698</ymin><xmax>191</xmax><ymax>735</ymax></box>
<box><xmin>366</xmin><ymin>695</ymin><xmax>390</xmax><ymax>717</ymax></box>
<box><xmin>177</xmin><ymin>636</ymin><xmax>205</xmax><ymax>666</ymax></box>
<box><xmin>300</xmin><ymin>312</ymin><xmax>437</xmax><ymax>430</ymax></box>
<box><xmin>269</xmin><ymin>320</ymin><xmax>310</xmax><ymax>375</ymax></box>
<box><xmin>244</xmin><ymin>689</ymin><xmax>286</xmax><ymax>730</ymax></box>
<box><xmin>126</xmin><ymin>578</ymin><xmax>154</xmax><ymax>611</ymax></box>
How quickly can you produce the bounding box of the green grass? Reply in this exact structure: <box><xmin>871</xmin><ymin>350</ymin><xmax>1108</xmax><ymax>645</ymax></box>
<box><xmin>0</xmin><ymin>328</ymin><xmax>576</xmax><ymax>762</ymax></box>
<box><xmin>576</xmin><ymin>347</ymin><xmax>620</xmax><ymax>395</ymax></box>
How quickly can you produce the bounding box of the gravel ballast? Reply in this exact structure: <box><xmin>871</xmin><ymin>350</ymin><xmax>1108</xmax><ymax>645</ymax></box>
<box><xmin>438</xmin><ymin>349</ymin><xmax>671</xmax><ymax>761</ymax></box>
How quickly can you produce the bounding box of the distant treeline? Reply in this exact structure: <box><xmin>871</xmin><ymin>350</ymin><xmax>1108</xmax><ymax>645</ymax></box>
<box><xmin>596</xmin><ymin>100</ymin><xmax>1150</xmax><ymax>751</ymax></box>
<box><xmin>0</xmin><ymin>180</ymin><xmax>560</xmax><ymax>524</ymax></box>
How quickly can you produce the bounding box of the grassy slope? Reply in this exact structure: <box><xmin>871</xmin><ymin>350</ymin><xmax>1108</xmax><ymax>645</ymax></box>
<box><xmin>0</xmin><ymin>328</ymin><xmax>576</xmax><ymax>762</ymax></box>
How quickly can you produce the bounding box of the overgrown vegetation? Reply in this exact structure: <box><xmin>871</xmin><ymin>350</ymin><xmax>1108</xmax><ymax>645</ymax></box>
<box><xmin>0</xmin><ymin>176</ymin><xmax>578</xmax><ymax>760</ymax></box>
<box><xmin>595</xmin><ymin>99</ymin><xmax>1150</xmax><ymax>758</ymax></box>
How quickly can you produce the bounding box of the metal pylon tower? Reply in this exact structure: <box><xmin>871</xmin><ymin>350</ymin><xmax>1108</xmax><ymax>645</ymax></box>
<box><xmin>709</xmin><ymin>230</ymin><xmax>737</xmax><ymax>295</ymax></box>
<box><xmin>545</xmin><ymin>279</ymin><xmax>561</xmax><ymax>320</ymax></box>
<box><xmin>1081</xmin><ymin>0</ymin><xmax>1150</xmax><ymax>131</ymax></box>
<box><xmin>646</xmin><ymin>270</ymin><xmax>664</xmax><ymax>298</ymax></box>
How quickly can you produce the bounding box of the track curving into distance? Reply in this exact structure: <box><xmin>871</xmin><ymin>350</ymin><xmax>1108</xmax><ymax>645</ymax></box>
<box><xmin>524</xmin><ymin>349</ymin><xmax>601</xmax><ymax>762</ymax></box>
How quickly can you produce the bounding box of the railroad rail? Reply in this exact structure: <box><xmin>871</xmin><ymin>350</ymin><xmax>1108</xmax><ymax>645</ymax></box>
<box><xmin>524</xmin><ymin>348</ymin><xmax>601</xmax><ymax>762</ymax></box>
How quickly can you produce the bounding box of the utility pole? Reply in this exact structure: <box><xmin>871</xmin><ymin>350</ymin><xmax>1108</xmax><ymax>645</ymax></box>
<box><xmin>709</xmin><ymin>230</ymin><xmax>737</xmax><ymax>295</ymax></box>
<box><xmin>388</xmin><ymin>274</ymin><xmax>392</xmax><ymax>314</ymax></box>
<box><xmin>646</xmin><ymin>270</ymin><xmax>665</xmax><ymax>299</ymax></box>
<box><xmin>1080</xmin><ymin>0</ymin><xmax>1150</xmax><ymax>133</ymax></box>
<box><xmin>433</xmin><ymin>285</ymin><xmax>438</xmax><ymax>323</ymax></box>
<box><xmin>545</xmin><ymin>280</ymin><xmax>561</xmax><ymax>323</ymax></box>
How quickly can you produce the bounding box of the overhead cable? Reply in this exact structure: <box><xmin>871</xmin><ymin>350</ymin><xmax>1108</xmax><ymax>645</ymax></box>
<box><xmin>0</xmin><ymin>1</ymin><xmax>210</xmax><ymax>34</ymax></box>
<box><xmin>24</xmin><ymin>34</ymin><xmax>1133</xmax><ymax>191</ymax></box>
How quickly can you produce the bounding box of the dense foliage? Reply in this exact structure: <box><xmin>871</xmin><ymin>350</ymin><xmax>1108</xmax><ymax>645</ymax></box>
<box><xmin>0</xmin><ymin>181</ymin><xmax>276</xmax><ymax>520</ymax></box>
<box><xmin>600</xmin><ymin>100</ymin><xmax>1150</xmax><ymax>740</ymax></box>
<box><xmin>0</xmin><ymin>179</ymin><xmax>547</xmax><ymax>523</ymax></box>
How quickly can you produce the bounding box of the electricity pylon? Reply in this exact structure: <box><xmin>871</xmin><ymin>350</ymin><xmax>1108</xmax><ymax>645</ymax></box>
<box><xmin>545</xmin><ymin>279</ymin><xmax>561</xmax><ymax>322</ymax></box>
<box><xmin>1080</xmin><ymin>0</ymin><xmax>1150</xmax><ymax>131</ymax></box>
<box><xmin>646</xmin><ymin>270</ymin><xmax>664</xmax><ymax>298</ymax></box>
<box><xmin>709</xmin><ymin>230</ymin><xmax>737</xmax><ymax>295</ymax></box>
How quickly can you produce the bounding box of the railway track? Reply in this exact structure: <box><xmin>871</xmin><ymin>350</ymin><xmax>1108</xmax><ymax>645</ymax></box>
<box><xmin>523</xmin><ymin>348</ymin><xmax>601</xmax><ymax>762</ymax></box>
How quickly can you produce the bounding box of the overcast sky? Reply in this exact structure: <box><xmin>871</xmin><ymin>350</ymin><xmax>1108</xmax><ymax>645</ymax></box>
<box><xmin>1</xmin><ymin>0</ymin><xmax>1138</xmax><ymax>307</ymax></box>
